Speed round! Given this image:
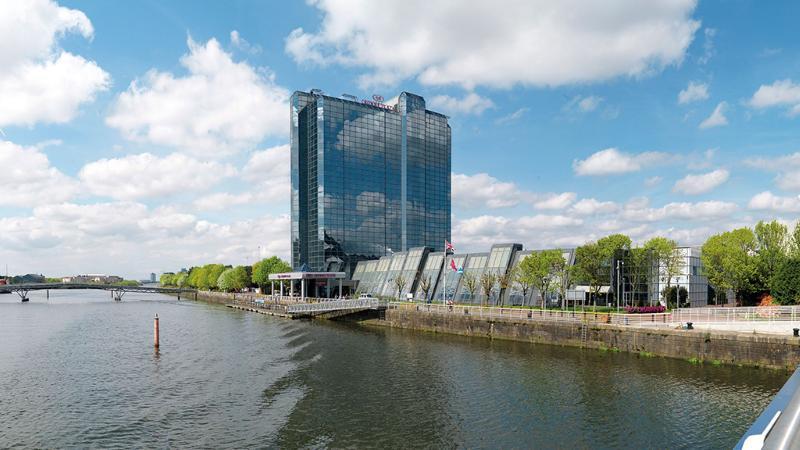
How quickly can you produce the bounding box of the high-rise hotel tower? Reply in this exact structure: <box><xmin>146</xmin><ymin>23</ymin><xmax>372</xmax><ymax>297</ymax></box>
<box><xmin>290</xmin><ymin>90</ymin><xmax>451</xmax><ymax>274</ymax></box>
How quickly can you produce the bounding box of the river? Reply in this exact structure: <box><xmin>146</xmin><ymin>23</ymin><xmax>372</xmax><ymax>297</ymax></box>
<box><xmin>0</xmin><ymin>290</ymin><xmax>788</xmax><ymax>448</ymax></box>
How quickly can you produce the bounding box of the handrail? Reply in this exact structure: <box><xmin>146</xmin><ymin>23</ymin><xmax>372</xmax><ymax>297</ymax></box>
<box><xmin>287</xmin><ymin>298</ymin><xmax>386</xmax><ymax>314</ymax></box>
<box><xmin>737</xmin><ymin>366</ymin><xmax>800</xmax><ymax>449</ymax></box>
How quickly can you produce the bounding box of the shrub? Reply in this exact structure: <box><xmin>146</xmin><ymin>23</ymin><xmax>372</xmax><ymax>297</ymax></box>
<box><xmin>624</xmin><ymin>305</ymin><xmax>666</xmax><ymax>314</ymax></box>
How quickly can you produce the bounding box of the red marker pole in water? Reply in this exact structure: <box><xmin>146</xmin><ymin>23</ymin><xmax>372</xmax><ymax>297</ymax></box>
<box><xmin>154</xmin><ymin>314</ymin><xmax>160</xmax><ymax>349</ymax></box>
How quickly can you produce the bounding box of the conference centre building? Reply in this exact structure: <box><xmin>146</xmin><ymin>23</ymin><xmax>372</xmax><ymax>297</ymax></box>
<box><xmin>289</xmin><ymin>90</ymin><xmax>708</xmax><ymax>306</ymax></box>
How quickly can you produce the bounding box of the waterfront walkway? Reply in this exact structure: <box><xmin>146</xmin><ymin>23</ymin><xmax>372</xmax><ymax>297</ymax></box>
<box><xmin>226</xmin><ymin>296</ymin><xmax>387</xmax><ymax>320</ymax></box>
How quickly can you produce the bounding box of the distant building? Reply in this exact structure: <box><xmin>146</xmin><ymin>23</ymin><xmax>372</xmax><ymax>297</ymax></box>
<box><xmin>291</xmin><ymin>90</ymin><xmax>451</xmax><ymax>275</ymax></box>
<box><xmin>62</xmin><ymin>274</ymin><xmax>123</xmax><ymax>284</ymax></box>
<box><xmin>150</xmin><ymin>273</ymin><xmax>156</xmax><ymax>283</ymax></box>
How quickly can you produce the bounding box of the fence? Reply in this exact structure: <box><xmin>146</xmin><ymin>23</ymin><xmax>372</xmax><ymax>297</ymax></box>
<box><xmin>390</xmin><ymin>302</ymin><xmax>673</xmax><ymax>326</ymax></box>
<box><xmin>674</xmin><ymin>305</ymin><xmax>800</xmax><ymax>324</ymax></box>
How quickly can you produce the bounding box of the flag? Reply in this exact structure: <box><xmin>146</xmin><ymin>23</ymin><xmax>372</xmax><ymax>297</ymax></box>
<box><xmin>450</xmin><ymin>258</ymin><xmax>457</xmax><ymax>271</ymax></box>
<box><xmin>445</xmin><ymin>240</ymin><xmax>455</xmax><ymax>254</ymax></box>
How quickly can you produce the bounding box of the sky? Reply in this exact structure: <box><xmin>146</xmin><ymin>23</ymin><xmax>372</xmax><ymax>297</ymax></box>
<box><xmin>2</xmin><ymin>0</ymin><xmax>800</xmax><ymax>279</ymax></box>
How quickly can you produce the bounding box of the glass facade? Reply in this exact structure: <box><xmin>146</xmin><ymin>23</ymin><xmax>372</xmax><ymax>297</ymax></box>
<box><xmin>291</xmin><ymin>90</ymin><xmax>451</xmax><ymax>274</ymax></box>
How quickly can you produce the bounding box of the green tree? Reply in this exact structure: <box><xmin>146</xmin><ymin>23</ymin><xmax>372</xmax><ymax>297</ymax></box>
<box><xmin>175</xmin><ymin>272</ymin><xmax>188</xmax><ymax>288</ymax></box>
<box><xmin>627</xmin><ymin>246</ymin><xmax>651</xmax><ymax>306</ymax></box>
<box><xmin>754</xmin><ymin>220</ymin><xmax>789</xmax><ymax>290</ymax></box>
<box><xmin>550</xmin><ymin>250</ymin><xmax>571</xmax><ymax>309</ymax></box>
<box><xmin>701</xmin><ymin>228</ymin><xmax>758</xmax><ymax>305</ymax></box>
<box><xmin>217</xmin><ymin>266</ymin><xmax>250</xmax><ymax>292</ymax></box>
<box><xmin>202</xmin><ymin>264</ymin><xmax>227</xmax><ymax>291</ymax></box>
<box><xmin>644</xmin><ymin>237</ymin><xmax>682</xmax><ymax>302</ymax></box>
<box><xmin>791</xmin><ymin>223</ymin><xmax>800</xmax><ymax>258</ymax></box>
<box><xmin>479</xmin><ymin>271</ymin><xmax>497</xmax><ymax>306</ymax></box>
<box><xmin>573</xmin><ymin>243</ymin><xmax>605</xmax><ymax>306</ymax></box>
<box><xmin>496</xmin><ymin>269</ymin><xmax>514</xmax><ymax>307</ymax></box>
<box><xmin>159</xmin><ymin>273</ymin><xmax>176</xmax><ymax>286</ymax></box>
<box><xmin>770</xmin><ymin>258</ymin><xmax>800</xmax><ymax>305</ymax></box>
<box><xmin>518</xmin><ymin>250</ymin><xmax>563</xmax><ymax>309</ymax></box>
<box><xmin>252</xmin><ymin>256</ymin><xmax>292</xmax><ymax>292</ymax></box>
<box><xmin>187</xmin><ymin>266</ymin><xmax>205</xmax><ymax>288</ymax></box>
<box><xmin>513</xmin><ymin>264</ymin><xmax>535</xmax><ymax>307</ymax></box>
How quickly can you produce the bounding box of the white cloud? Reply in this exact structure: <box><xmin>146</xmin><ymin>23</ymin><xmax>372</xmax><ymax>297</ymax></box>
<box><xmin>495</xmin><ymin>108</ymin><xmax>529</xmax><ymax>125</ymax></box>
<box><xmin>0</xmin><ymin>140</ymin><xmax>78</xmax><ymax>207</ymax></box>
<box><xmin>452</xmin><ymin>173</ymin><xmax>521</xmax><ymax>208</ymax></box>
<box><xmin>749</xmin><ymin>79</ymin><xmax>800</xmax><ymax>116</ymax></box>
<box><xmin>697</xmin><ymin>28</ymin><xmax>716</xmax><ymax>64</ymax></box>
<box><xmin>106</xmin><ymin>36</ymin><xmax>289</xmax><ymax>157</ymax></box>
<box><xmin>744</xmin><ymin>153</ymin><xmax>800</xmax><ymax>191</ymax></box>
<box><xmin>569</xmin><ymin>198</ymin><xmax>619</xmax><ymax>216</ymax></box>
<box><xmin>428</xmin><ymin>92</ymin><xmax>494</xmax><ymax>115</ymax></box>
<box><xmin>230</xmin><ymin>30</ymin><xmax>261</xmax><ymax>54</ymax></box>
<box><xmin>0</xmin><ymin>202</ymin><xmax>290</xmax><ymax>278</ymax></box>
<box><xmin>573</xmin><ymin>148</ymin><xmax>670</xmax><ymax>176</ymax></box>
<box><xmin>242</xmin><ymin>144</ymin><xmax>291</xmax><ymax>201</ymax></box>
<box><xmin>621</xmin><ymin>200</ymin><xmax>737</xmax><ymax>222</ymax></box>
<box><xmin>699</xmin><ymin>101</ymin><xmax>728</xmax><ymax>129</ymax></box>
<box><xmin>453</xmin><ymin>214</ymin><xmax>583</xmax><ymax>250</ymax></box>
<box><xmin>533</xmin><ymin>192</ymin><xmax>576</xmax><ymax>210</ymax></box>
<box><xmin>748</xmin><ymin>191</ymin><xmax>800</xmax><ymax>213</ymax></box>
<box><xmin>286</xmin><ymin>0</ymin><xmax>700</xmax><ymax>89</ymax></box>
<box><xmin>672</xmin><ymin>169</ymin><xmax>729</xmax><ymax>195</ymax></box>
<box><xmin>644</xmin><ymin>176</ymin><xmax>663</xmax><ymax>187</ymax></box>
<box><xmin>678</xmin><ymin>81</ymin><xmax>709</xmax><ymax>104</ymax></box>
<box><xmin>0</xmin><ymin>0</ymin><xmax>110</xmax><ymax>127</ymax></box>
<box><xmin>79</xmin><ymin>153</ymin><xmax>237</xmax><ymax>200</ymax></box>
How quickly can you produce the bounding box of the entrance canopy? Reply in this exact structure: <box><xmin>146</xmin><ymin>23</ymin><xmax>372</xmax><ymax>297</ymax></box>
<box><xmin>268</xmin><ymin>271</ymin><xmax>346</xmax><ymax>281</ymax></box>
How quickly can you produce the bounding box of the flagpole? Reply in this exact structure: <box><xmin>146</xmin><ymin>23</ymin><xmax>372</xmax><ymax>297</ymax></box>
<box><xmin>443</xmin><ymin>240</ymin><xmax>447</xmax><ymax>307</ymax></box>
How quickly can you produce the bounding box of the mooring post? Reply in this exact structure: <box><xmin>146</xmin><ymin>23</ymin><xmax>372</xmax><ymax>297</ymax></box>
<box><xmin>154</xmin><ymin>314</ymin><xmax>160</xmax><ymax>348</ymax></box>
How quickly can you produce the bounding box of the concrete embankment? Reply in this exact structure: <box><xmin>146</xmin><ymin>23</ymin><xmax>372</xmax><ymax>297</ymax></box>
<box><xmin>363</xmin><ymin>307</ymin><xmax>800</xmax><ymax>370</ymax></box>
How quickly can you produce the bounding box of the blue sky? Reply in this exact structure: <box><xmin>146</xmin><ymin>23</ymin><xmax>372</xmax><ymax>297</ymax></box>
<box><xmin>2</xmin><ymin>0</ymin><xmax>800</xmax><ymax>278</ymax></box>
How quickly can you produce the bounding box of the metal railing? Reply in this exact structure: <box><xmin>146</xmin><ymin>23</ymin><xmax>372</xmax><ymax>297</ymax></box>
<box><xmin>390</xmin><ymin>302</ymin><xmax>673</xmax><ymax>326</ymax></box>
<box><xmin>287</xmin><ymin>298</ymin><xmax>386</xmax><ymax>314</ymax></box>
<box><xmin>737</xmin><ymin>365</ymin><xmax>800</xmax><ymax>449</ymax></box>
<box><xmin>674</xmin><ymin>306</ymin><xmax>800</xmax><ymax>324</ymax></box>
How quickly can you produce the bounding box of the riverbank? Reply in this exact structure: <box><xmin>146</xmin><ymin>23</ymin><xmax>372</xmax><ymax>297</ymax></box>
<box><xmin>361</xmin><ymin>306</ymin><xmax>800</xmax><ymax>370</ymax></box>
<box><xmin>181</xmin><ymin>291</ymin><xmax>800</xmax><ymax>370</ymax></box>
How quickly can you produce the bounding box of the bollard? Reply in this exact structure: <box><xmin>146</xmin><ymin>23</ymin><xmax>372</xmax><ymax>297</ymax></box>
<box><xmin>687</xmin><ymin>322</ymin><xmax>693</xmax><ymax>330</ymax></box>
<box><xmin>154</xmin><ymin>314</ymin><xmax>160</xmax><ymax>348</ymax></box>
<box><xmin>794</xmin><ymin>328</ymin><xmax>799</xmax><ymax>337</ymax></box>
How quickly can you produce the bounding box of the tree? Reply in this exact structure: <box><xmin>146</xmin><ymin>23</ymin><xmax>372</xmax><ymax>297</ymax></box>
<box><xmin>159</xmin><ymin>273</ymin><xmax>176</xmax><ymax>286</ymax></box>
<box><xmin>663</xmin><ymin>286</ymin><xmax>688</xmax><ymax>307</ymax></box>
<box><xmin>175</xmin><ymin>272</ymin><xmax>188</xmax><ymax>288</ymax></box>
<box><xmin>573</xmin><ymin>242</ymin><xmax>605</xmax><ymax>306</ymax></box>
<box><xmin>791</xmin><ymin>223</ymin><xmax>800</xmax><ymax>258</ymax></box>
<box><xmin>755</xmin><ymin>220</ymin><xmax>789</xmax><ymax>290</ymax></box>
<box><xmin>217</xmin><ymin>266</ymin><xmax>251</xmax><ymax>292</ymax></box>
<box><xmin>513</xmin><ymin>264</ymin><xmax>535</xmax><ymax>307</ymax></box>
<box><xmin>644</xmin><ymin>237</ymin><xmax>681</xmax><ymax>303</ymax></box>
<box><xmin>479</xmin><ymin>271</ymin><xmax>497</xmax><ymax>307</ymax></box>
<box><xmin>518</xmin><ymin>250</ymin><xmax>563</xmax><ymax>309</ymax></box>
<box><xmin>627</xmin><ymin>246</ymin><xmax>651</xmax><ymax>306</ymax></box>
<box><xmin>550</xmin><ymin>250</ymin><xmax>571</xmax><ymax>309</ymax></box>
<box><xmin>770</xmin><ymin>258</ymin><xmax>800</xmax><ymax>305</ymax></box>
<box><xmin>419</xmin><ymin>275</ymin><xmax>432</xmax><ymax>302</ymax></box>
<box><xmin>701</xmin><ymin>228</ymin><xmax>758</xmax><ymax>305</ymax></box>
<box><xmin>203</xmin><ymin>264</ymin><xmax>227</xmax><ymax>291</ymax></box>
<box><xmin>392</xmin><ymin>275</ymin><xmax>407</xmax><ymax>300</ymax></box>
<box><xmin>461</xmin><ymin>272</ymin><xmax>478</xmax><ymax>305</ymax></box>
<box><xmin>252</xmin><ymin>256</ymin><xmax>292</xmax><ymax>293</ymax></box>
<box><xmin>496</xmin><ymin>269</ymin><xmax>514</xmax><ymax>307</ymax></box>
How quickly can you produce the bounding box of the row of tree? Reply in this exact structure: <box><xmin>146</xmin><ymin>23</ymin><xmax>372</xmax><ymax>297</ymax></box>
<box><xmin>160</xmin><ymin>256</ymin><xmax>291</xmax><ymax>293</ymax></box>
<box><xmin>701</xmin><ymin>220</ymin><xmax>800</xmax><ymax>305</ymax></box>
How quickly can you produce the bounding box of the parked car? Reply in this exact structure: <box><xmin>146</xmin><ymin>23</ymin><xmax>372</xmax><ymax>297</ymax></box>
<box><xmin>358</xmin><ymin>293</ymin><xmax>373</xmax><ymax>299</ymax></box>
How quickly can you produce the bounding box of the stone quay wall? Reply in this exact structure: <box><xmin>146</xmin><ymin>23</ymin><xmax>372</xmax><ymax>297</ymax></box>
<box><xmin>364</xmin><ymin>307</ymin><xmax>800</xmax><ymax>370</ymax></box>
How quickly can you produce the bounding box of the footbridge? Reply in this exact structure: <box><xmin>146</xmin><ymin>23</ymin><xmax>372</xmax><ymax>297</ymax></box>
<box><xmin>0</xmin><ymin>283</ymin><xmax>196</xmax><ymax>302</ymax></box>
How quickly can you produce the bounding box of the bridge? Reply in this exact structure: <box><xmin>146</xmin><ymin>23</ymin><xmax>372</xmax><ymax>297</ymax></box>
<box><xmin>0</xmin><ymin>283</ymin><xmax>196</xmax><ymax>302</ymax></box>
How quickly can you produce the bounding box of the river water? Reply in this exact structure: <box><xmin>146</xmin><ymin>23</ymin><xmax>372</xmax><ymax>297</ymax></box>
<box><xmin>0</xmin><ymin>290</ymin><xmax>788</xmax><ymax>448</ymax></box>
